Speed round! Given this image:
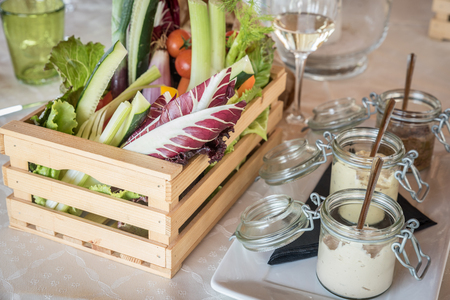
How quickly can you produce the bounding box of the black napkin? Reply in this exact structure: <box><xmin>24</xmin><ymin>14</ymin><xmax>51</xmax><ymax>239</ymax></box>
<box><xmin>268</xmin><ymin>164</ymin><xmax>437</xmax><ymax>265</ymax></box>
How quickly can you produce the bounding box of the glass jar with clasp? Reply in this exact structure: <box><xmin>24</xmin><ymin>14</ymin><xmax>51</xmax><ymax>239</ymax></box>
<box><xmin>260</xmin><ymin>127</ymin><xmax>430</xmax><ymax>204</ymax></box>
<box><xmin>367</xmin><ymin>89</ymin><xmax>450</xmax><ymax>171</ymax></box>
<box><xmin>305</xmin><ymin>96</ymin><xmax>375</xmax><ymax>145</ymax></box>
<box><xmin>231</xmin><ymin>190</ymin><xmax>431</xmax><ymax>299</ymax></box>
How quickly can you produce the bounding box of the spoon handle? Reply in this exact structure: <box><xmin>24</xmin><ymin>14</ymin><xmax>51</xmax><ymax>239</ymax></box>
<box><xmin>402</xmin><ymin>53</ymin><xmax>416</xmax><ymax>111</ymax></box>
<box><xmin>370</xmin><ymin>98</ymin><xmax>396</xmax><ymax>157</ymax></box>
<box><xmin>357</xmin><ymin>156</ymin><xmax>384</xmax><ymax>230</ymax></box>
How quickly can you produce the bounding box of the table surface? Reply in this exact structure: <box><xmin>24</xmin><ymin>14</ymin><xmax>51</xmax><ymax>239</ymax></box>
<box><xmin>1</xmin><ymin>0</ymin><xmax>450</xmax><ymax>299</ymax></box>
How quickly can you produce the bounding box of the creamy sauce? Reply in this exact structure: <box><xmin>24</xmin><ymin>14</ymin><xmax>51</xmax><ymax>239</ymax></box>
<box><xmin>330</xmin><ymin>151</ymin><xmax>399</xmax><ymax>225</ymax></box>
<box><xmin>316</xmin><ymin>235</ymin><xmax>396</xmax><ymax>298</ymax></box>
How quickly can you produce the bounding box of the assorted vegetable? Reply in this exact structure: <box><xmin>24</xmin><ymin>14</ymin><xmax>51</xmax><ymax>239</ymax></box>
<box><xmin>29</xmin><ymin>0</ymin><xmax>276</xmax><ymax>234</ymax></box>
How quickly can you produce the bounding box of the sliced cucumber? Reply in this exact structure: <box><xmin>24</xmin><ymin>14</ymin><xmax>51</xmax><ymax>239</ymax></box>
<box><xmin>76</xmin><ymin>40</ymin><xmax>127</xmax><ymax>129</ymax></box>
<box><xmin>230</xmin><ymin>55</ymin><xmax>254</xmax><ymax>88</ymax></box>
<box><xmin>128</xmin><ymin>0</ymin><xmax>159</xmax><ymax>85</ymax></box>
<box><xmin>98</xmin><ymin>101</ymin><xmax>132</xmax><ymax>145</ymax></box>
<box><xmin>110</xmin><ymin>92</ymin><xmax>150</xmax><ymax>147</ymax></box>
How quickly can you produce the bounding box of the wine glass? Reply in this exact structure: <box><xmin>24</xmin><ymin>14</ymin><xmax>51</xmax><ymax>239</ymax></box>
<box><xmin>269</xmin><ymin>0</ymin><xmax>339</xmax><ymax>125</ymax></box>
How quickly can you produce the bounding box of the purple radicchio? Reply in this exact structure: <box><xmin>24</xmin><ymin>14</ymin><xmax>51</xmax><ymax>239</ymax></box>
<box><xmin>152</xmin><ymin>0</ymin><xmax>180</xmax><ymax>43</ymax></box>
<box><xmin>123</xmin><ymin>67</ymin><xmax>235</xmax><ymax>147</ymax></box>
<box><xmin>122</xmin><ymin>101</ymin><xmax>246</xmax><ymax>162</ymax></box>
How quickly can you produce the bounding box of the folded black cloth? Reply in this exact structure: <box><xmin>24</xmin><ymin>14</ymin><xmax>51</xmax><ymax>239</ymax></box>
<box><xmin>268</xmin><ymin>164</ymin><xmax>437</xmax><ymax>265</ymax></box>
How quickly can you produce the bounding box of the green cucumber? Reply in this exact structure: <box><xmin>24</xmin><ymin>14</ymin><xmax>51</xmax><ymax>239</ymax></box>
<box><xmin>128</xmin><ymin>0</ymin><xmax>159</xmax><ymax>85</ymax></box>
<box><xmin>110</xmin><ymin>92</ymin><xmax>150</xmax><ymax>147</ymax></box>
<box><xmin>230</xmin><ymin>55</ymin><xmax>254</xmax><ymax>88</ymax></box>
<box><xmin>98</xmin><ymin>101</ymin><xmax>132</xmax><ymax>145</ymax></box>
<box><xmin>76</xmin><ymin>40</ymin><xmax>127</xmax><ymax>128</ymax></box>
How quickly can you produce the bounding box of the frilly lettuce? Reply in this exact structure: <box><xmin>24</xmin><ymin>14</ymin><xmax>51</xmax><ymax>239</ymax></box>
<box><xmin>241</xmin><ymin>106</ymin><xmax>269</xmax><ymax>141</ymax></box>
<box><xmin>44</xmin><ymin>100</ymin><xmax>78</xmax><ymax>134</ymax></box>
<box><xmin>44</xmin><ymin>36</ymin><xmax>105</xmax><ymax>93</ymax></box>
<box><xmin>89</xmin><ymin>184</ymin><xmax>140</xmax><ymax>200</ymax></box>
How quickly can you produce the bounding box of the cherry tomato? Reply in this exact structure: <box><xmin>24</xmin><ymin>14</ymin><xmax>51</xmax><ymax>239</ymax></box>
<box><xmin>166</xmin><ymin>29</ymin><xmax>191</xmax><ymax>58</ymax></box>
<box><xmin>175</xmin><ymin>49</ymin><xmax>191</xmax><ymax>79</ymax></box>
<box><xmin>95</xmin><ymin>91</ymin><xmax>113</xmax><ymax>111</ymax></box>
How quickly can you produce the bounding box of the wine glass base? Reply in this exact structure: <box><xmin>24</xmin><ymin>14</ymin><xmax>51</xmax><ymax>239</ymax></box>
<box><xmin>285</xmin><ymin>112</ymin><xmax>306</xmax><ymax>125</ymax></box>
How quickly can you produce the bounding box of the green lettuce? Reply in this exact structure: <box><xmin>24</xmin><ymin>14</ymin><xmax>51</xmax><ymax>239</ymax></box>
<box><xmin>247</xmin><ymin>35</ymin><xmax>276</xmax><ymax>88</ymax></box>
<box><xmin>241</xmin><ymin>106</ymin><xmax>269</xmax><ymax>141</ymax></box>
<box><xmin>44</xmin><ymin>36</ymin><xmax>105</xmax><ymax>93</ymax></box>
<box><xmin>89</xmin><ymin>184</ymin><xmax>140</xmax><ymax>200</ymax></box>
<box><xmin>44</xmin><ymin>100</ymin><xmax>78</xmax><ymax>134</ymax></box>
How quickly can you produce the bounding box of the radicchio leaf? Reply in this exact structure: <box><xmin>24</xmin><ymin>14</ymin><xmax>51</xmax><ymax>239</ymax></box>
<box><xmin>166</xmin><ymin>127</ymin><xmax>235</xmax><ymax>165</ymax></box>
<box><xmin>122</xmin><ymin>101</ymin><xmax>247</xmax><ymax>158</ymax></box>
<box><xmin>152</xmin><ymin>0</ymin><xmax>180</xmax><ymax>42</ymax></box>
<box><xmin>123</xmin><ymin>67</ymin><xmax>235</xmax><ymax>147</ymax></box>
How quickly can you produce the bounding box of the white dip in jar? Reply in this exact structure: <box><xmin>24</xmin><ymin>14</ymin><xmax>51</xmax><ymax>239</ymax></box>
<box><xmin>316</xmin><ymin>190</ymin><xmax>406</xmax><ymax>299</ymax></box>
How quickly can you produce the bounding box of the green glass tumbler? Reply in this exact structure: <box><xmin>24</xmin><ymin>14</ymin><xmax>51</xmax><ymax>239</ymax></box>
<box><xmin>0</xmin><ymin>0</ymin><xmax>65</xmax><ymax>85</ymax></box>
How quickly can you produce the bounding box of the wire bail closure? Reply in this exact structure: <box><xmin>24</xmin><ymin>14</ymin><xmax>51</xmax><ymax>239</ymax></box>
<box><xmin>432</xmin><ymin>108</ymin><xmax>450</xmax><ymax>152</ymax></box>
<box><xmin>394</xmin><ymin>150</ymin><xmax>430</xmax><ymax>203</ymax></box>
<box><xmin>392</xmin><ymin>219</ymin><xmax>431</xmax><ymax>281</ymax></box>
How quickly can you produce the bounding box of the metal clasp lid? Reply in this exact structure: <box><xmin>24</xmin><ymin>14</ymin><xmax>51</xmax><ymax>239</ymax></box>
<box><xmin>394</xmin><ymin>150</ymin><xmax>430</xmax><ymax>203</ymax></box>
<box><xmin>432</xmin><ymin>108</ymin><xmax>450</xmax><ymax>152</ymax></box>
<box><xmin>392</xmin><ymin>219</ymin><xmax>431</xmax><ymax>280</ymax></box>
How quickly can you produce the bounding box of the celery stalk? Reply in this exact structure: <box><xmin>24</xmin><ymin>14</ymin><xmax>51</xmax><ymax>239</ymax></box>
<box><xmin>187</xmin><ymin>0</ymin><xmax>211</xmax><ymax>90</ymax></box>
<box><xmin>209</xmin><ymin>0</ymin><xmax>225</xmax><ymax>75</ymax></box>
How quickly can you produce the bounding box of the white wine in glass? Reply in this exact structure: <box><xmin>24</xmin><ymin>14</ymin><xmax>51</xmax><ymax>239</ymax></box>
<box><xmin>272</xmin><ymin>1</ymin><xmax>337</xmax><ymax>125</ymax></box>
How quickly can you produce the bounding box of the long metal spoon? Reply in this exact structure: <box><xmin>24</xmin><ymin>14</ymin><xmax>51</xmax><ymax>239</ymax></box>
<box><xmin>370</xmin><ymin>98</ymin><xmax>396</xmax><ymax>157</ymax></box>
<box><xmin>357</xmin><ymin>156</ymin><xmax>384</xmax><ymax>229</ymax></box>
<box><xmin>402</xmin><ymin>53</ymin><xmax>416</xmax><ymax>111</ymax></box>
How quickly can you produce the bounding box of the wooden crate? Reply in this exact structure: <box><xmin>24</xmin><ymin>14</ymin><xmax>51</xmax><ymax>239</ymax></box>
<box><xmin>429</xmin><ymin>0</ymin><xmax>450</xmax><ymax>40</ymax></box>
<box><xmin>0</xmin><ymin>66</ymin><xmax>286</xmax><ymax>278</ymax></box>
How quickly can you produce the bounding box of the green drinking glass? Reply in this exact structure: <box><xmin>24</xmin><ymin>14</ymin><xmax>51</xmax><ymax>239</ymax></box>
<box><xmin>0</xmin><ymin>0</ymin><xmax>65</xmax><ymax>85</ymax></box>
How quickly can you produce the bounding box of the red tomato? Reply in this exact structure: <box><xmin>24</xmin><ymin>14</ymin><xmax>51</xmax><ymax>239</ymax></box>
<box><xmin>175</xmin><ymin>49</ymin><xmax>191</xmax><ymax>79</ymax></box>
<box><xmin>166</xmin><ymin>29</ymin><xmax>191</xmax><ymax>58</ymax></box>
<box><xmin>95</xmin><ymin>91</ymin><xmax>113</xmax><ymax>111</ymax></box>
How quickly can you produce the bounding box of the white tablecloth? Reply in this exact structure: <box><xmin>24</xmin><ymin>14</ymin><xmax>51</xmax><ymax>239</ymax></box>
<box><xmin>0</xmin><ymin>0</ymin><xmax>449</xmax><ymax>299</ymax></box>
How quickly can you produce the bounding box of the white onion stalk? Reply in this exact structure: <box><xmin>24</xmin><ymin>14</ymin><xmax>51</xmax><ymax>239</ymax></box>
<box><xmin>142</xmin><ymin>37</ymin><xmax>171</xmax><ymax>105</ymax></box>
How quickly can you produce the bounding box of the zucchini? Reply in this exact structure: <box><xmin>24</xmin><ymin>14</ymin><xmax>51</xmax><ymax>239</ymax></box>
<box><xmin>128</xmin><ymin>0</ymin><xmax>159</xmax><ymax>85</ymax></box>
<box><xmin>110</xmin><ymin>92</ymin><xmax>150</xmax><ymax>147</ymax></box>
<box><xmin>230</xmin><ymin>55</ymin><xmax>254</xmax><ymax>88</ymax></box>
<box><xmin>98</xmin><ymin>101</ymin><xmax>132</xmax><ymax>145</ymax></box>
<box><xmin>76</xmin><ymin>40</ymin><xmax>127</xmax><ymax>128</ymax></box>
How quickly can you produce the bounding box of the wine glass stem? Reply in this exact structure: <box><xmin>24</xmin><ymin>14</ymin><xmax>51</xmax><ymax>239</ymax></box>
<box><xmin>292</xmin><ymin>52</ymin><xmax>309</xmax><ymax>113</ymax></box>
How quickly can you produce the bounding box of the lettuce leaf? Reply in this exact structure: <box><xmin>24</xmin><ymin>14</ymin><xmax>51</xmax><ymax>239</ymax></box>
<box><xmin>247</xmin><ymin>35</ymin><xmax>276</xmax><ymax>88</ymax></box>
<box><xmin>44</xmin><ymin>36</ymin><xmax>105</xmax><ymax>93</ymax></box>
<box><xmin>241</xmin><ymin>106</ymin><xmax>269</xmax><ymax>141</ymax></box>
<box><xmin>89</xmin><ymin>184</ymin><xmax>141</xmax><ymax>200</ymax></box>
<box><xmin>45</xmin><ymin>100</ymin><xmax>78</xmax><ymax>134</ymax></box>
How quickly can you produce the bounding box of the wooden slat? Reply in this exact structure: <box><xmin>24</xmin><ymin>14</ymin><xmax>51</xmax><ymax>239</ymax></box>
<box><xmin>166</xmin><ymin>102</ymin><xmax>284</xmax><ymax>238</ymax></box>
<box><xmin>3</xmin><ymin>135</ymin><xmax>168</xmax><ymax>204</ymax></box>
<box><xmin>429</xmin><ymin>17</ymin><xmax>450</xmax><ymax>40</ymax></box>
<box><xmin>0</xmin><ymin>121</ymin><xmax>182</xmax><ymax>180</ymax></box>
<box><xmin>167</xmin><ymin>128</ymin><xmax>283</xmax><ymax>268</ymax></box>
<box><xmin>7</xmin><ymin>196</ymin><xmax>167</xmax><ymax>266</ymax></box>
<box><xmin>8</xmin><ymin>157</ymin><xmax>31</xmax><ymax>201</ymax></box>
<box><xmin>4</xmin><ymin>167</ymin><xmax>168</xmax><ymax>234</ymax></box>
<box><xmin>432</xmin><ymin>0</ymin><xmax>450</xmax><ymax>14</ymax></box>
<box><xmin>168</xmin><ymin>71</ymin><xmax>287</xmax><ymax>202</ymax></box>
<box><xmin>8</xmin><ymin>222</ymin><xmax>174</xmax><ymax>278</ymax></box>
<box><xmin>19</xmin><ymin>105</ymin><xmax>47</xmax><ymax>123</ymax></box>
<box><xmin>0</xmin><ymin>133</ymin><xmax>4</xmax><ymax>155</ymax></box>
<box><xmin>267</xmin><ymin>101</ymin><xmax>284</xmax><ymax>133</ymax></box>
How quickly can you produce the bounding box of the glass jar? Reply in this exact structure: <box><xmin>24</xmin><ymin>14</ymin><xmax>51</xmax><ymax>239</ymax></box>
<box><xmin>320</xmin><ymin>127</ymin><xmax>430</xmax><ymax>203</ymax></box>
<box><xmin>259</xmin><ymin>138</ymin><xmax>323</xmax><ymax>198</ymax></box>
<box><xmin>371</xmin><ymin>89</ymin><xmax>450</xmax><ymax>171</ymax></box>
<box><xmin>306</xmin><ymin>97</ymin><xmax>375</xmax><ymax>145</ymax></box>
<box><xmin>315</xmin><ymin>189</ymin><xmax>430</xmax><ymax>299</ymax></box>
<box><xmin>231</xmin><ymin>190</ymin><xmax>431</xmax><ymax>299</ymax></box>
